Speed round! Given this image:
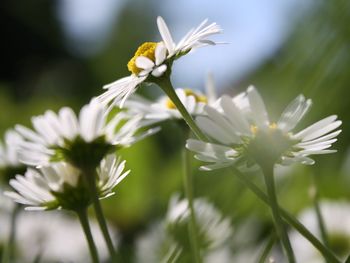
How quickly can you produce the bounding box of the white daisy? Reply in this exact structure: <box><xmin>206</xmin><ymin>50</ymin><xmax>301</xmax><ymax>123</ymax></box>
<box><xmin>15</xmin><ymin>99</ymin><xmax>159</xmax><ymax>168</ymax></box>
<box><xmin>4</xmin><ymin>154</ymin><xmax>129</xmax><ymax>211</ymax></box>
<box><xmin>0</xmin><ymin>129</ymin><xmax>26</xmax><ymax>183</ymax></box>
<box><xmin>98</xmin><ymin>16</ymin><xmax>222</xmax><ymax>107</ymax></box>
<box><xmin>124</xmin><ymin>87</ymin><xmax>214</xmax><ymax>125</ymax></box>
<box><xmin>166</xmin><ymin>195</ymin><xmax>233</xmax><ymax>251</ymax></box>
<box><xmin>186</xmin><ymin>86</ymin><xmax>342</xmax><ymax>171</ymax></box>
<box><xmin>136</xmin><ymin>195</ymin><xmax>233</xmax><ymax>263</ymax></box>
<box><xmin>0</xmin><ymin>208</ymin><xmax>117</xmax><ymax>263</ymax></box>
<box><xmin>0</xmin><ymin>129</ymin><xmax>23</xmax><ymax>168</ymax></box>
<box><xmin>290</xmin><ymin>201</ymin><xmax>350</xmax><ymax>262</ymax></box>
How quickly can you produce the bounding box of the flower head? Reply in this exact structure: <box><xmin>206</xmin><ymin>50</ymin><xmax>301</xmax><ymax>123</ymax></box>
<box><xmin>15</xmin><ymin>100</ymin><xmax>159</xmax><ymax>169</ymax></box>
<box><xmin>136</xmin><ymin>195</ymin><xmax>233</xmax><ymax>263</ymax></box>
<box><xmin>98</xmin><ymin>16</ymin><xmax>222</xmax><ymax>107</ymax></box>
<box><xmin>186</xmin><ymin>86</ymin><xmax>342</xmax><ymax>171</ymax></box>
<box><xmin>290</xmin><ymin>201</ymin><xmax>350</xmax><ymax>262</ymax></box>
<box><xmin>124</xmin><ymin>88</ymin><xmax>209</xmax><ymax>125</ymax></box>
<box><xmin>166</xmin><ymin>195</ymin><xmax>233</xmax><ymax>250</ymax></box>
<box><xmin>0</xmin><ymin>129</ymin><xmax>26</xmax><ymax>182</ymax></box>
<box><xmin>123</xmin><ymin>74</ymin><xmax>218</xmax><ymax>126</ymax></box>
<box><xmin>5</xmin><ymin>154</ymin><xmax>129</xmax><ymax>211</ymax></box>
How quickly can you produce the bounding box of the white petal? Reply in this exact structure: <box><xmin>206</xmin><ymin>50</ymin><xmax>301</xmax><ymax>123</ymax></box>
<box><xmin>155</xmin><ymin>42</ymin><xmax>167</xmax><ymax>65</ymax></box>
<box><xmin>220</xmin><ymin>95</ymin><xmax>251</xmax><ymax>135</ymax></box>
<box><xmin>196</xmin><ymin>116</ymin><xmax>238</xmax><ymax>144</ymax></box>
<box><xmin>296</xmin><ymin>130</ymin><xmax>341</xmax><ymax>147</ymax></box>
<box><xmin>301</xmin><ymin>120</ymin><xmax>341</xmax><ymax>142</ymax></box>
<box><xmin>205</xmin><ymin>72</ymin><xmax>217</xmax><ymax>104</ymax></box>
<box><xmin>157</xmin><ymin>16</ymin><xmax>175</xmax><ymax>56</ymax></box>
<box><xmin>135</xmin><ymin>56</ymin><xmax>154</xmax><ymax>70</ymax></box>
<box><xmin>293</xmin><ymin>115</ymin><xmax>338</xmax><ymax>140</ymax></box>
<box><xmin>204</xmin><ymin>105</ymin><xmax>242</xmax><ymax>143</ymax></box>
<box><xmin>247</xmin><ymin>86</ymin><xmax>269</xmax><ymax>128</ymax></box>
<box><xmin>277</xmin><ymin>95</ymin><xmax>312</xmax><ymax>132</ymax></box>
<box><xmin>151</xmin><ymin>64</ymin><xmax>167</xmax><ymax>77</ymax></box>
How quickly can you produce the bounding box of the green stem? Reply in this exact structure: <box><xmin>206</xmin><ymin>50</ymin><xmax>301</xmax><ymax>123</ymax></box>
<box><xmin>182</xmin><ymin>146</ymin><xmax>202</xmax><ymax>263</ymax></box>
<box><xmin>76</xmin><ymin>208</ymin><xmax>100</xmax><ymax>263</ymax></box>
<box><xmin>85</xmin><ymin>172</ymin><xmax>117</xmax><ymax>261</ymax></box>
<box><xmin>261</xmin><ymin>165</ymin><xmax>295</xmax><ymax>263</ymax></box>
<box><xmin>258</xmin><ymin>234</ymin><xmax>276</xmax><ymax>263</ymax></box>
<box><xmin>311</xmin><ymin>175</ymin><xmax>329</xmax><ymax>247</ymax></box>
<box><xmin>155</xmin><ymin>76</ymin><xmax>208</xmax><ymax>142</ymax></box>
<box><xmin>1</xmin><ymin>204</ymin><xmax>20</xmax><ymax>263</ymax></box>
<box><xmin>231</xmin><ymin>168</ymin><xmax>340</xmax><ymax>263</ymax></box>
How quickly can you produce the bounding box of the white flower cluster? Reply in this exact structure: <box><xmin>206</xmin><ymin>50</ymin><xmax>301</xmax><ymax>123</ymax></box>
<box><xmin>0</xmin><ymin>14</ymin><xmax>345</xmax><ymax>263</ymax></box>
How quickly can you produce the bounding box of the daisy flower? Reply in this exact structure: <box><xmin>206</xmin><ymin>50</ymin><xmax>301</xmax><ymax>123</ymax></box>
<box><xmin>4</xmin><ymin>154</ymin><xmax>129</xmax><ymax>211</ymax></box>
<box><xmin>136</xmin><ymin>195</ymin><xmax>233</xmax><ymax>263</ymax></box>
<box><xmin>124</xmin><ymin>74</ymin><xmax>217</xmax><ymax>125</ymax></box>
<box><xmin>15</xmin><ymin>99</ymin><xmax>159</xmax><ymax>169</ymax></box>
<box><xmin>186</xmin><ymin>86</ymin><xmax>342</xmax><ymax>171</ymax></box>
<box><xmin>0</xmin><ymin>129</ymin><xmax>26</xmax><ymax>182</ymax></box>
<box><xmin>166</xmin><ymin>195</ymin><xmax>233</xmax><ymax>251</ymax></box>
<box><xmin>98</xmin><ymin>16</ymin><xmax>222</xmax><ymax>107</ymax></box>
<box><xmin>0</xmin><ymin>129</ymin><xmax>23</xmax><ymax>167</ymax></box>
<box><xmin>13</xmin><ymin>212</ymin><xmax>117</xmax><ymax>263</ymax></box>
<box><xmin>290</xmin><ymin>201</ymin><xmax>350</xmax><ymax>262</ymax></box>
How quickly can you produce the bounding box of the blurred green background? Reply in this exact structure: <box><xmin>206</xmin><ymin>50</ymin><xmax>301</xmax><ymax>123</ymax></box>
<box><xmin>1</xmin><ymin>0</ymin><xmax>350</xmax><ymax>261</ymax></box>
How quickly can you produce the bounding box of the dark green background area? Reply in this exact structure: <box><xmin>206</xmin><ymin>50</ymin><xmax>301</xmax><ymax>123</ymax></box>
<box><xmin>0</xmin><ymin>0</ymin><xmax>350</xmax><ymax>262</ymax></box>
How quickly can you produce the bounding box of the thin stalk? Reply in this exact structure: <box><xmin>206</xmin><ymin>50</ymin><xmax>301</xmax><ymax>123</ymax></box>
<box><xmin>182</xmin><ymin>146</ymin><xmax>201</xmax><ymax>263</ymax></box>
<box><xmin>311</xmin><ymin>175</ymin><xmax>329</xmax><ymax>247</ymax></box>
<box><xmin>258</xmin><ymin>234</ymin><xmax>276</xmax><ymax>263</ymax></box>
<box><xmin>261</xmin><ymin>165</ymin><xmax>295</xmax><ymax>262</ymax></box>
<box><xmin>231</xmin><ymin>168</ymin><xmax>341</xmax><ymax>263</ymax></box>
<box><xmin>76</xmin><ymin>208</ymin><xmax>100</xmax><ymax>263</ymax></box>
<box><xmin>1</xmin><ymin>204</ymin><xmax>20</xmax><ymax>263</ymax></box>
<box><xmin>85</xmin><ymin>172</ymin><xmax>117</xmax><ymax>261</ymax></box>
<box><xmin>155</xmin><ymin>76</ymin><xmax>208</xmax><ymax>142</ymax></box>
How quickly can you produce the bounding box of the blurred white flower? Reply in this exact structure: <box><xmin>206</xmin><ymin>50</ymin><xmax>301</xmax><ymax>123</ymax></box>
<box><xmin>15</xmin><ymin>100</ymin><xmax>158</xmax><ymax>168</ymax></box>
<box><xmin>166</xmin><ymin>195</ymin><xmax>233</xmax><ymax>250</ymax></box>
<box><xmin>186</xmin><ymin>86</ymin><xmax>341</xmax><ymax>170</ymax></box>
<box><xmin>136</xmin><ymin>222</ymin><xmax>181</xmax><ymax>263</ymax></box>
<box><xmin>124</xmin><ymin>74</ymin><xmax>218</xmax><ymax>126</ymax></box>
<box><xmin>98</xmin><ymin>16</ymin><xmax>222</xmax><ymax>107</ymax></box>
<box><xmin>136</xmin><ymin>195</ymin><xmax>233</xmax><ymax>262</ymax></box>
<box><xmin>290</xmin><ymin>201</ymin><xmax>350</xmax><ymax>262</ymax></box>
<box><xmin>0</xmin><ymin>129</ymin><xmax>27</xmax><ymax>185</ymax></box>
<box><xmin>0</xmin><ymin>208</ymin><xmax>117</xmax><ymax>263</ymax></box>
<box><xmin>5</xmin><ymin>154</ymin><xmax>129</xmax><ymax>211</ymax></box>
<box><xmin>0</xmin><ymin>129</ymin><xmax>23</xmax><ymax>168</ymax></box>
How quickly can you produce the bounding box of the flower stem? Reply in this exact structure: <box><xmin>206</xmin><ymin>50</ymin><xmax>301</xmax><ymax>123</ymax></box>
<box><xmin>76</xmin><ymin>208</ymin><xmax>100</xmax><ymax>263</ymax></box>
<box><xmin>182</xmin><ymin>145</ymin><xmax>202</xmax><ymax>263</ymax></box>
<box><xmin>258</xmin><ymin>234</ymin><xmax>276</xmax><ymax>263</ymax></box>
<box><xmin>231</xmin><ymin>167</ymin><xmax>341</xmax><ymax>263</ymax></box>
<box><xmin>311</xmin><ymin>175</ymin><xmax>329</xmax><ymax>247</ymax></box>
<box><xmin>1</xmin><ymin>204</ymin><xmax>20</xmax><ymax>263</ymax></box>
<box><xmin>85</xmin><ymin>171</ymin><xmax>117</xmax><ymax>261</ymax></box>
<box><xmin>261</xmin><ymin>164</ymin><xmax>295</xmax><ymax>262</ymax></box>
<box><xmin>155</xmin><ymin>76</ymin><xmax>208</xmax><ymax>142</ymax></box>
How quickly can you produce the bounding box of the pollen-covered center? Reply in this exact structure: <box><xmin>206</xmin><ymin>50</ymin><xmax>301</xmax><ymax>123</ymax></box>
<box><xmin>127</xmin><ymin>42</ymin><xmax>157</xmax><ymax>75</ymax></box>
<box><xmin>166</xmin><ymin>89</ymin><xmax>208</xmax><ymax>109</ymax></box>
<box><xmin>250</xmin><ymin>123</ymin><xmax>278</xmax><ymax>135</ymax></box>
<box><xmin>245</xmin><ymin>122</ymin><xmax>294</xmax><ymax>165</ymax></box>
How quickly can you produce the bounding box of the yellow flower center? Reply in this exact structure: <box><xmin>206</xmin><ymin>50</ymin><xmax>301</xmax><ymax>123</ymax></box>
<box><xmin>250</xmin><ymin>122</ymin><xmax>278</xmax><ymax>135</ymax></box>
<box><xmin>127</xmin><ymin>42</ymin><xmax>157</xmax><ymax>75</ymax></box>
<box><xmin>166</xmin><ymin>89</ymin><xmax>208</xmax><ymax>109</ymax></box>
